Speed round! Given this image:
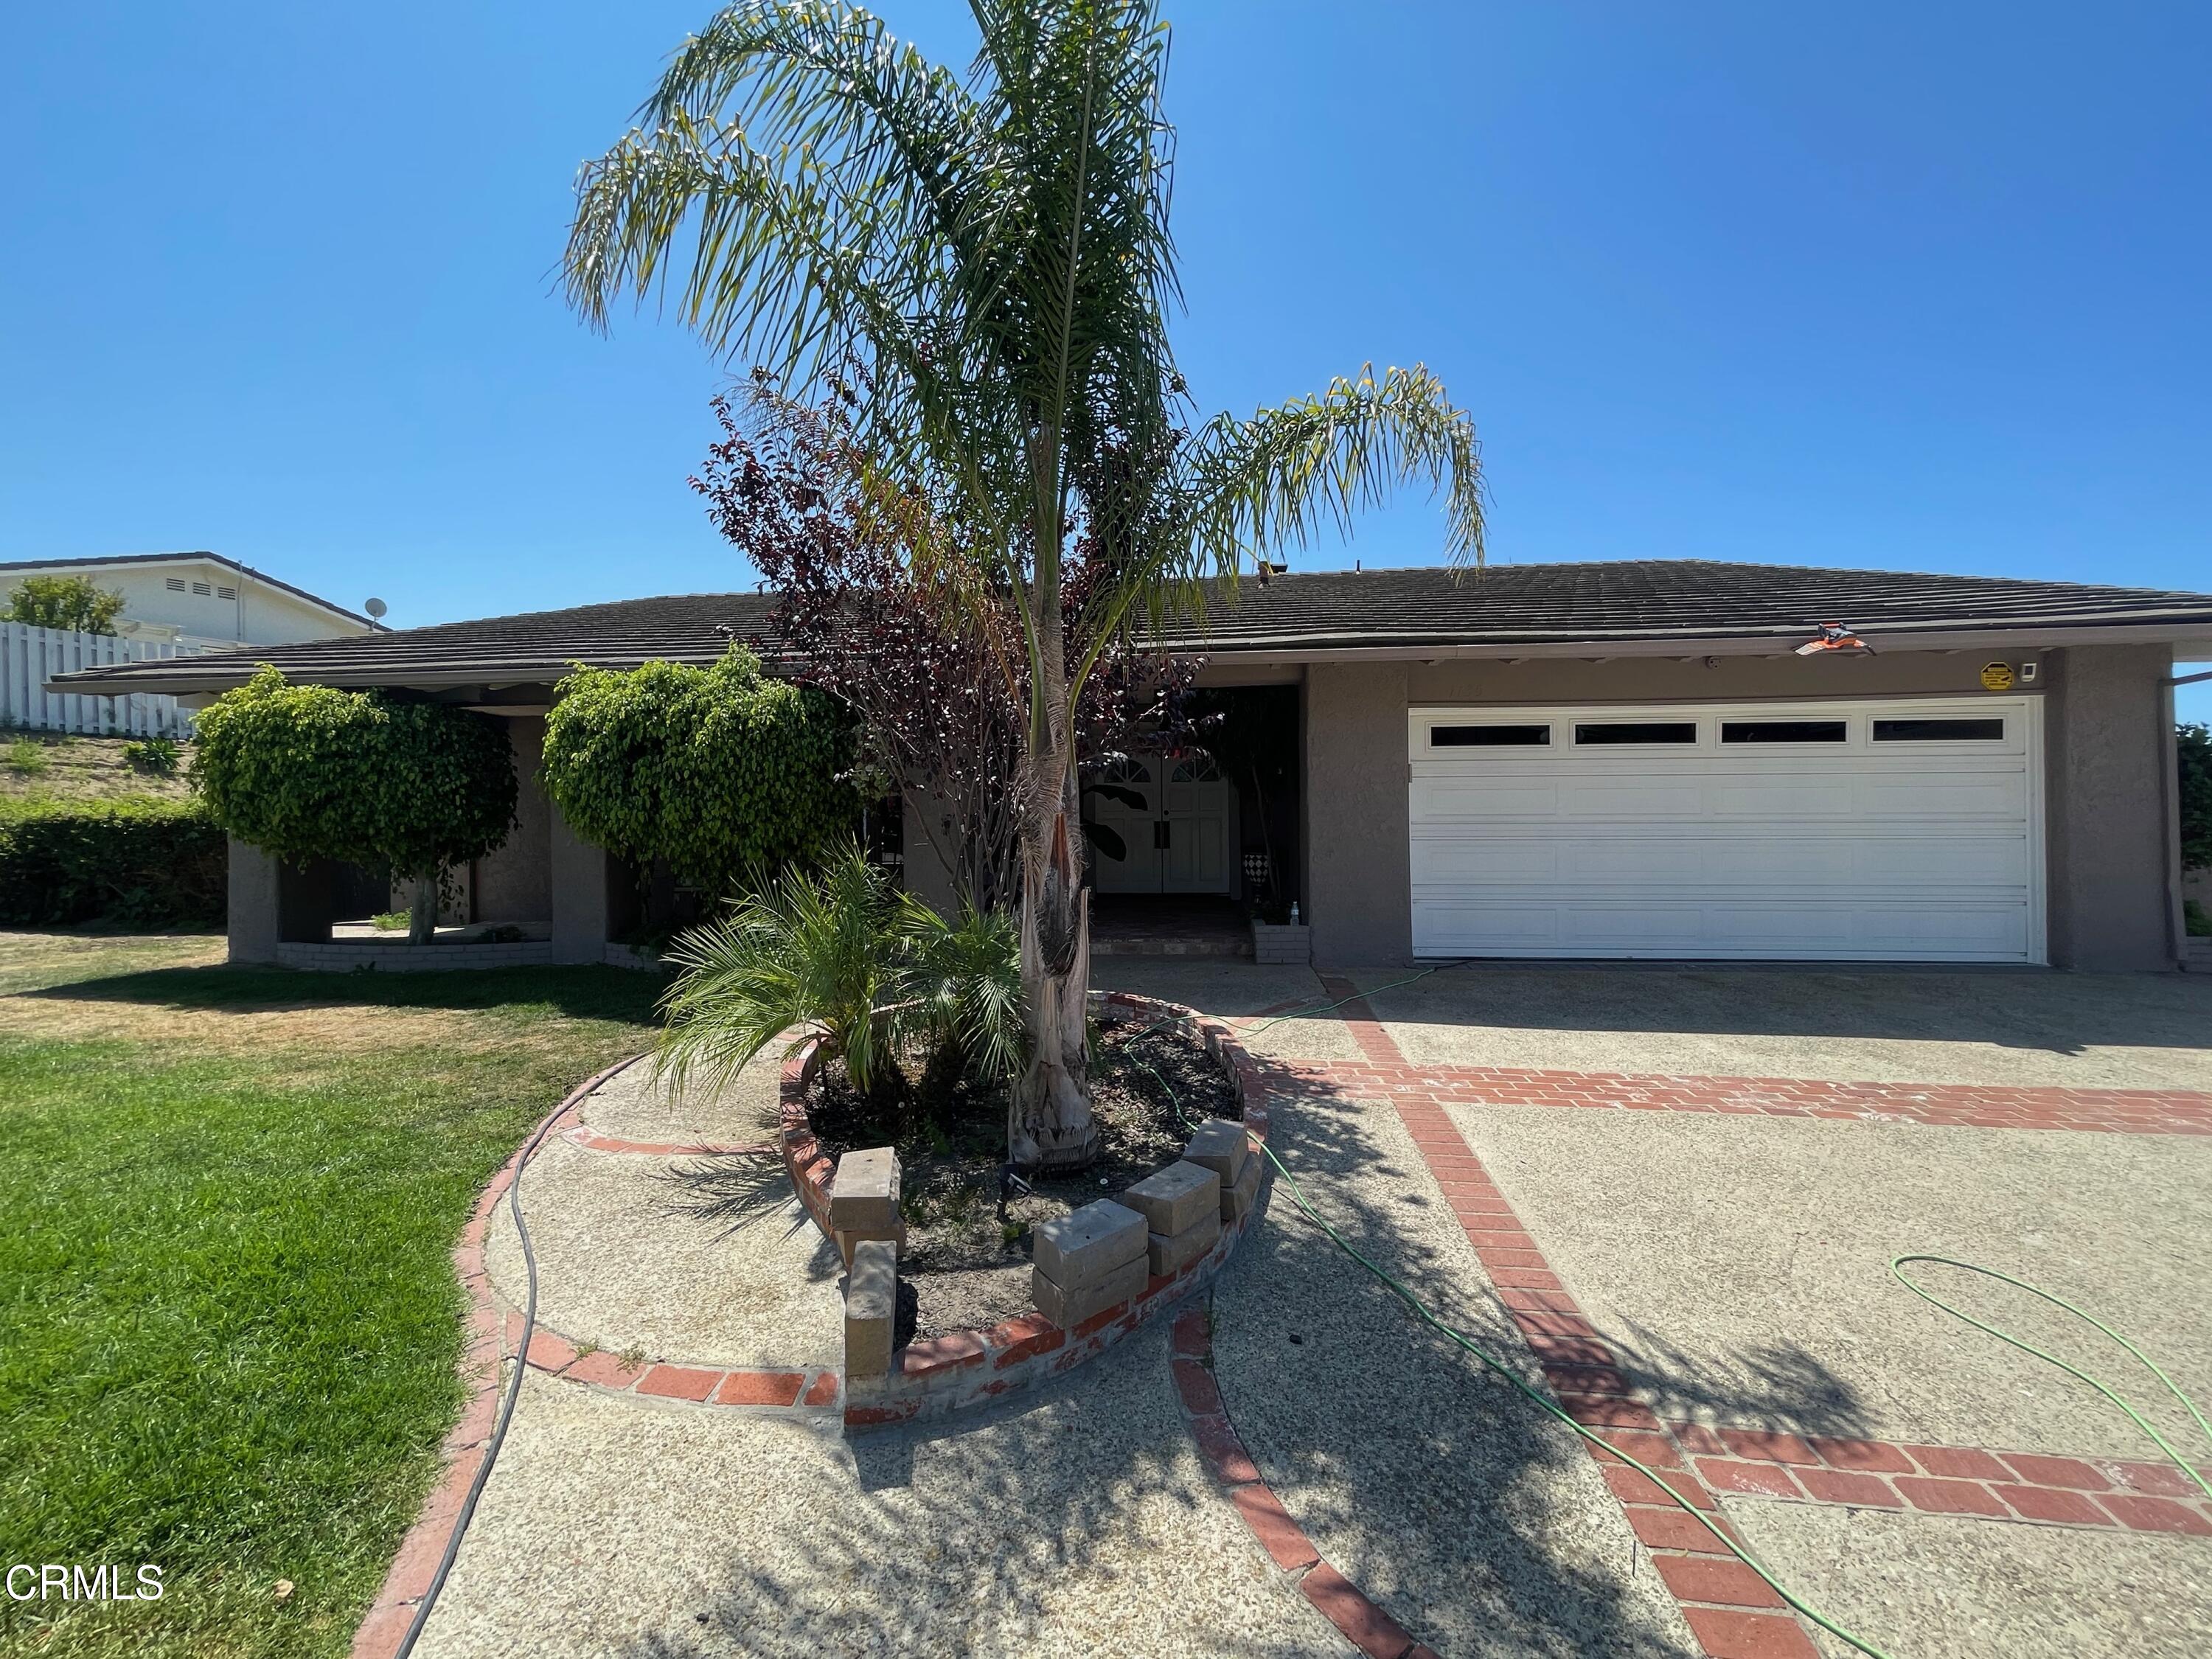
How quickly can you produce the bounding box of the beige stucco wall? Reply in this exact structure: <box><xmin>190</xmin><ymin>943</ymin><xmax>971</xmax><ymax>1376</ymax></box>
<box><xmin>1295</xmin><ymin>644</ymin><xmax>2180</xmax><ymax>973</ymax></box>
<box><xmin>227</xmin><ymin>838</ymin><xmax>282</xmax><ymax>964</ymax></box>
<box><xmin>1399</xmin><ymin>650</ymin><xmax>2037</xmax><ymax>707</ymax></box>
<box><xmin>548</xmin><ymin>799</ymin><xmax>613</xmax><ymax>964</ymax></box>
<box><xmin>2043</xmin><ymin>644</ymin><xmax>2175</xmax><ymax>971</ymax></box>
<box><xmin>1303</xmin><ymin>661</ymin><xmax>1416</xmax><ymax>968</ymax></box>
<box><xmin>472</xmin><ymin>716</ymin><xmax>553</xmax><ymax>926</ymax></box>
<box><xmin>902</xmin><ymin>792</ymin><xmax>962</xmax><ymax>916</ymax></box>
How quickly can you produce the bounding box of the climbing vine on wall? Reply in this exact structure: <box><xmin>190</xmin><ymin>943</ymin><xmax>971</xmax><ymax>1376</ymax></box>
<box><xmin>191</xmin><ymin>666</ymin><xmax>518</xmax><ymax>879</ymax></box>
<box><xmin>538</xmin><ymin>645</ymin><xmax>858</xmax><ymax>897</ymax></box>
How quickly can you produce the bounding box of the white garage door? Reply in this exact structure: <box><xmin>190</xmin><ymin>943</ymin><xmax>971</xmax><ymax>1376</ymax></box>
<box><xmin>1408</xmin><ymin>698</ymin><xmax>2044</xmax><ymax>963</ymax></box>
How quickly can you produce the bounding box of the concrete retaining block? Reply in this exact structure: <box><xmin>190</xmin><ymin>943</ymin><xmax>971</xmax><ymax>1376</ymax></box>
<box><xmin>830</xmin><ymin>1147</ymin><xmax>901</xmax><ymax>1234</ymax></box>
<box><xmin>1222</xmin><ymin>1152</ymin><xmax>1262</xmax><ymax>1222</ymax></box>
<box><xmin>1147</xmin><ymin>1207</ymin><xmax>1221</xmax><ymax>1277</ymax></box>
<box><xmin>1033</xmin><ymin>1199</ymin><xmax>1147</xmax><ymax>1288</ymax></box>
<box><xmin>834</xmin><ymin>1218</ymin><xmax>907</xmax><ymax>1270</ymax></box>
<box><xmin>845</xmin><ymin>1239</ymin><xmax>897</xmax><ymax>1379</ymax></box>
<box><xmin>1032</xmin><ymin>1253</ymin><xmax>1148</xmax><ymax>1329</ymax></box>
<box><xmin>1182</xmin><ymin>1119</ymin><xmax>1248</xmax><ymax>1186</ymax></box>
<box><xmin>1122</xmin><ymin>1159</ymin><xmax>1220</xmax><ymax>1237</ymax></box>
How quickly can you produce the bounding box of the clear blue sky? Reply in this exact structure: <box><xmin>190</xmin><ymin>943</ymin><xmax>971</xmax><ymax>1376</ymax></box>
<box><xmin>4</xmin><ymin>2</ymin><xmax>2207</xmax><ymax>716</ymax></box>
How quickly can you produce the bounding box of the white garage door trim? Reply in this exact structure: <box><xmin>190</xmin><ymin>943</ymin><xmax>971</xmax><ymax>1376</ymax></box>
<box><xmin>1408</xmin><ymin>696</ymin><xmax>2045</xmax><ymax>964</ymax></box>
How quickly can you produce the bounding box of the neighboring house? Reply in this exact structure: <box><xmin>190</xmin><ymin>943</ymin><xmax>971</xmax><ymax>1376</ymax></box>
<box><xmin>0</xmin><ymin>551</ymin><xmax>381</xmax><ymax>650</ymax></box>
<box><xmin>49</xmin><ymin>559</ymin><xmax>2212</xmax><ymax>973</ymax></box>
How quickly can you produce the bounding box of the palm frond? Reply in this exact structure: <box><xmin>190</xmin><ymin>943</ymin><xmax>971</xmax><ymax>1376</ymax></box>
<box><xmin>655</xmin><ymin>846</ymin><xmax>900</xmax><ymax>1097</ymax></box>
<box><xmin>1186</xmin><ymin>363</ymin><xmax>1487</xmax><ymax>571</ymax></box>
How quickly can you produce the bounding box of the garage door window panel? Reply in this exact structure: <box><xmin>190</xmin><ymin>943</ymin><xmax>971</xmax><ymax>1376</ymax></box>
<box><xmin>1721</xmin><ymin>720</ymin><xmax>1848</xmax><ymax>744</ymax></box>
<box><xmin>1872</xmin><ymin>717</ymin><xmax>2006</xmax><ymax>742</ymax></box>
<box><xmin>1430</xmin><ymin>723</ymin><xmax>1550</xmax><ymax>748</ymax></box>
<box><xmin>1574</xmin><ymin>721</ymin><xmax>1699</xmax><ymax>745</ymax></box>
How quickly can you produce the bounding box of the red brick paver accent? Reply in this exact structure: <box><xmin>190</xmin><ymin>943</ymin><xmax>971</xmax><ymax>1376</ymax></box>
<box><xmin>1309</xmin><ymin>979</ymin><xmax>1820</xmax><ymax>1657</ymax></box>
<box><xmin>1644</xmin><ymin>1432</ymin><xmax>2210</xmax><ymax>1533</ymax></box>
<box><xmin>1173</xmin><ymin>1301</ymin><xmax>1424</xmax><ymax>1658</ymax></box>
<box><xmin>1305</xmin><ymin>1057</ymin><xmax>2212</xmax><ymax>1137</ymax></box>
<box><xmin>1304</xmin><ymin>983</ymin><xmax>2212</xmax><ymax>1136</ymax></box>
<box><xmin>352</xmin><ymin>1054</ymin><xmax>641</xmax><ymax>1659</ymax></box>
<box><xmin>563</xmin><ymin>1126</ymin><xmax>776</xmax><ymax>1158</ymax></box>
<box><xmin>352</xmin><ymin>1054</ymin><xmax>841</xmax><ymax>1659</ymax></box>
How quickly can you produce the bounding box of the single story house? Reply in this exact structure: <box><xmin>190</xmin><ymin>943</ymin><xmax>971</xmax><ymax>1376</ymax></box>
<box><xmin>51</xmin><ymin>560</ymin><xmax>2212</xmax><ymax>973</ymax></box>
<box><xmin>0</xmin><ymin>550</ymin><xmax>384</xmax><ymax>648</ymax></box>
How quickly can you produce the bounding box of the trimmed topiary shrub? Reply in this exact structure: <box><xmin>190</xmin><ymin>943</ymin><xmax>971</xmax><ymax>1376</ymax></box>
<box><xmin>540</xmin><ymin>646</ymin><xmax>859</xmax><ymax>898</ymax></box>
<box><xmin>190</xmin><ymin>668</ymin><xmax>517</xmax><ymax>939</ymax></box>
<box><xmin>0</xmin><ymin>799</ymin><xmax>226</xmax><ymax>927</ymax></box>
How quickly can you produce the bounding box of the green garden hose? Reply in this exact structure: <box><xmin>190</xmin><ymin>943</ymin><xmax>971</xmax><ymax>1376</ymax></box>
<box><xmin>1125</xmin><ymin>973</ymin><xmax>2211</xmax><ymax>1658</ymax></box>
<box><xmin>1889</xmin><ymin>1256</ymin><xmax>2211</xmax><ymax>1503</ymax></box>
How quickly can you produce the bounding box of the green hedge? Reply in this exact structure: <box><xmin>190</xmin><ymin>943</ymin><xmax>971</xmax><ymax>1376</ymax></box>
<box><xmin>0</xmin><ymin>799</ymin><xmax>227</xmax><ymax>928</ymax></box>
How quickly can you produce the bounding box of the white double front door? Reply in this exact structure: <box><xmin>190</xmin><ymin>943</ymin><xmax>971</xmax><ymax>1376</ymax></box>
<box><xmin>1086</xmin><ymin>755</ymin><xmax>1234</xmax><ymax>894</ymax></box>
<box><xmin>1408</xmin><ymin>697</ymin><xmax>2045</xmax><ymax>962</ymax></box>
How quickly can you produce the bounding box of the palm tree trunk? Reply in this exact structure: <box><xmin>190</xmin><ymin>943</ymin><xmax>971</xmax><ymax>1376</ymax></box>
<box><xmin>1010</xmin><ymin>441</ymin><xmax>1099</xmax><ymax>1171</ymax></box>
<box><xmin>1011</xmin><ymin>790</ymin><xmax>1095</xmax><ymax>1170</ymax></box>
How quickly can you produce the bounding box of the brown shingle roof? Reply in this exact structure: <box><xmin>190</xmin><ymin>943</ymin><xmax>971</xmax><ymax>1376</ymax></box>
<box><xmin>1144</xmin><ymin>560</ymin><xmax>2212</xmax><ymax>651</ymax></box>
<box><xmin>46</xmin><ymin>560</ymin><xmax>2212</xmax><ymax>697</ymax></box>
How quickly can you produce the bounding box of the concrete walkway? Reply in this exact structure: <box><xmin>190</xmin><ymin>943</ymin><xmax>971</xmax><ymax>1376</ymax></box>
<box><xmin>403</xmin><ymin>966</ymin><xmax>2212</xmax><ymax>1659</ymax></box>
<box><xmin>419</xmin><ymin>1056</ymin><xmax>1350</xmax><ymax>1659</ymax></box>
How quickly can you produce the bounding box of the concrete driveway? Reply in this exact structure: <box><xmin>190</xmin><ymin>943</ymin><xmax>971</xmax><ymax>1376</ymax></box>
<box><xmin>401</xmin><ymin>962</ymin><xmax>2211</xmax><ymax>1659</ymax></box>
<box><xmin>1107</xmin><ymin>959</ymin><xmax>2212</xmax><ymax>1656</ymax></box>
<box><xmin>1356</xmin><ymin>962</ymin><xmax>2212</xmax><ymax>1091</ymax></box>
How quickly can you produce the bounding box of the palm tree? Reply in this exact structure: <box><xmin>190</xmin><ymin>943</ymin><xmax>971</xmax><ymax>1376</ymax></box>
<box><xmin>564</xmin><ymin>0</ymin><xmax>1485</xmax><ymax>1169</ymax></box>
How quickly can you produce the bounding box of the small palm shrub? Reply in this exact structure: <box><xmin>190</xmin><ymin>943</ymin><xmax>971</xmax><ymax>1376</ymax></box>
<box><xmin>660</xmin><ymin>848</ymin><xmax>901</xmax><ymax>1100</ymax></box>
<box><xmin>898</xmin><ymin>899</ymin><xmax>1023</xmax><ymax>1086</ymax></box>
<box><xmin>655</xmin><ymin>846</ymin><xmax>1023</xmax><ymax>1127</ymax></box>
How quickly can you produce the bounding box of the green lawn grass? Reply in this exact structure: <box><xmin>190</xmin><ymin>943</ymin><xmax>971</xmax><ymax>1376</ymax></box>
<box><xmin>0</xmin><ymin>933</ymin><xmax>662</xmax><ymax>1656</ymax></box>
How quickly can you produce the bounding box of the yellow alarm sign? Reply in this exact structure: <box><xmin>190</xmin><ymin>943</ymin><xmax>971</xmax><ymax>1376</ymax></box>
<box><xmin>1980</xmin><ymin>661</ymin><xmax>2015</xmax><ymax>692</ymax></box>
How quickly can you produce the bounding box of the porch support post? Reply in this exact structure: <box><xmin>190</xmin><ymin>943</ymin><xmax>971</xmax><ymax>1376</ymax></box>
<box><xmin>549</xmin><ymin>801</ymin><xmax>611</xmax><ymax>964</ymax></box>
<box><xmin>1303</xmin><ymin>661</ymin><xmax>1413</xmax><ymax>970</ymax></box>
<box><xmin>227</xmin><ymin>838</ymin><xmax>281</xmax><ymax>964</ymax></box>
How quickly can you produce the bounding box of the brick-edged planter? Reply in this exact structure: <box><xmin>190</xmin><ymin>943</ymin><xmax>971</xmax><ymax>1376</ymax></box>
<box><xmin>779</xmin><ymin>991</ymin><xmax>1273</xmax><ymax>1431</ymax></box>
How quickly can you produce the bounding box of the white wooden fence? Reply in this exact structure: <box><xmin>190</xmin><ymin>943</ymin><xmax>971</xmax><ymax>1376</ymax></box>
<box><xmin>1</xmin><ymin>622</ymin><xmax>205</xmax><ymax>737</ymax></box>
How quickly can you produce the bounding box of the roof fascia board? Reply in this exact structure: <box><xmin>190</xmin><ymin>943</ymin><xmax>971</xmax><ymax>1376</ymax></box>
<box><xmin>46</xmin><ymin>623</ymin><xmax>2212</xmax><ymax>699</ymax></box>
<box><xmin>1164</xmin><ymin>622</ymin><xmax>2212</xmax><ymax>664</ymax></box>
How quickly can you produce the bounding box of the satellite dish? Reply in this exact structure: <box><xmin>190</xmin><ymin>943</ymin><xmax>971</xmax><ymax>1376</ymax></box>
<box><xmin>364</xmin><ymin>597</ymin><xmax>389</xmax><ymax>620</ymax></box>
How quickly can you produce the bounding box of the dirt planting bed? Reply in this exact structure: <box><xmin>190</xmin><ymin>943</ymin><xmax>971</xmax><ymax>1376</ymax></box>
<box><xmin>801</xmin><ymin>1016</ymin><xmax>1241</xmax><ymax>1337</ymax></box>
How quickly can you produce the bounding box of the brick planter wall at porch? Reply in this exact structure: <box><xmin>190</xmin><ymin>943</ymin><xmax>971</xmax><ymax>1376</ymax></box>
<box><xmin>1250</xmin><ymin>922</ymin><xmax>1311</xmax><ymax>965</ymax></box>
<box><xmin>779</xmin><ymin>991</ymin><xmax>1272</xmax><ymax>1431</ymax></box>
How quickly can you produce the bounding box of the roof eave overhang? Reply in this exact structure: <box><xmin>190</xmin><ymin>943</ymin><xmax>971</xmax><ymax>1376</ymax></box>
<box><xmin>41</xmin><ymin>650</ymin><xmax>785</xmax><ymax>700</ymax></box>
<box><xmin>1147</xmin><ymin>620</ymin><xmax>2212</xmax><ymax>664</ymax></box>
<box><xmin>43</xmin><ymin>620</ymin><xmax>2212</xmax><ymax>698</ymax></box>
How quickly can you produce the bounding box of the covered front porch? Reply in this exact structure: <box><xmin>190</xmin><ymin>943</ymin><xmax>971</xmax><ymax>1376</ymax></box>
<box><xmin>1078</xmin><ymin>681</ymin><xmax>1306</xmax><ymax>961</ymax></box>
